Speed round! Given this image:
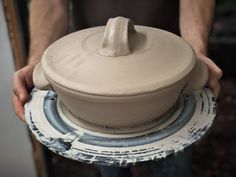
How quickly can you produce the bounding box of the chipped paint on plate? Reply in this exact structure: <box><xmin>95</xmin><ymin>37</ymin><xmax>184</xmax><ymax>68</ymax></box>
<box><xmin>25</xmin><ymin>88</ymin><xmax>216</xmax><ymax>167</ymax></box>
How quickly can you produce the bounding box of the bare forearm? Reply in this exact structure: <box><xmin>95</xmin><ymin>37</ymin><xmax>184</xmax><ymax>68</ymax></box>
<box><xmin>180</xmin><ymin>0</ymin><xmax>215</xmax><ymax>55</ymax></box>
<box><xmin>180</xmin><ymin>0</ymin><xmax>222</xmax><ymax>97</ymax></box>
<box><xmin>28</xmin><ymin>0</ymin><xmax>69</xmax><ymax>66</ymax></box>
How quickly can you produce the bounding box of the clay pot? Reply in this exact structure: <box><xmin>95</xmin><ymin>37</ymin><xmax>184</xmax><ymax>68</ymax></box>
<box><xmin>33</xmin><ymin>17</ymin><xmax>208</xmax><ymax>128</ymax></box>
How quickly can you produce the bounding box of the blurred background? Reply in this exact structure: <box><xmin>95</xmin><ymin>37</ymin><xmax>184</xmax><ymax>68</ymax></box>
<box><xmin>0</xmin><ymin>0</ymin><xmax>236</xmax><ymax>177</ymax></box>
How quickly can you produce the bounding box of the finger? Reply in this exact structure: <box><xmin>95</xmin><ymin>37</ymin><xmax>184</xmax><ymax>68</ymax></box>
<box><xmin>213</xmin><ymin>83</ymin><xmax>221</xmax><ymax>98</ymax></box>
<box><xmin>12</xmin><ymin>72</ymin><xmax>29</xmax><ymax>103</ymax></box>
<box><xmin>23</xmin><ymin>65</ymin><xmax>34</xmax><ymax>91</ymax></box>
<box><xmin>209</xmin><ymin>64</ymin><xmax>223</xmax><ymax>80</ymax></box>
<box><xmin>208</xmin><ymin>79</ymin><xmax>221</xmax><ymax>98</ymax></box>
<box><xmin>198</xmin><ymin>55</ymin><xmax>223</xmax><ymax>80</ymax></box>
<box><xmin>12</xmin><ymin>94</ymin><xmax>25</xmax><ymax>121</ymax></box>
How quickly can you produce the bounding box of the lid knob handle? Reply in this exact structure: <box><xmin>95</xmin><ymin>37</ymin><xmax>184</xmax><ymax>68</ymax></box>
<box><xmin>98</xmin><ymin>16</ymin><xmax>136</xmax><ymax>57</ymax></box>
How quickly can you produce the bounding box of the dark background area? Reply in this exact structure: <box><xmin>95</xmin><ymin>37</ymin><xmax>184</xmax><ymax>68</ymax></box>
<box><xmin>14</xmin><ymin>0</ymin><xmax>236</xmax><ymax>176</ymax></box>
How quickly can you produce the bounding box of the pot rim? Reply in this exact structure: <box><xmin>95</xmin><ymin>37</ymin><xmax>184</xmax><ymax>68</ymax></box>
<box><xmin>40</xmin><ymin>25</ymin><xmax>196</xmax><ymax>96</ymax></box>
<box><xmin>42</xmin><ymin>60</ymin><xmax>194</xmax><ymax>97</ymax></box>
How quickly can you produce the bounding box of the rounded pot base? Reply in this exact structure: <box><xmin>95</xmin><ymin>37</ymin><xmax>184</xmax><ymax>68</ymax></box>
<box><xmin>59</xmin><ymin>96</ymin><xmax>183</xmax><ymax>135</ymax></box>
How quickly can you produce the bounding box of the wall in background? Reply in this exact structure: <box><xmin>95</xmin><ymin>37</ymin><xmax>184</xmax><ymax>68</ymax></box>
<box><xmin>0</xmin><ymin>1</ymin><xmax>36</xmax><ymax>177</ymax></box>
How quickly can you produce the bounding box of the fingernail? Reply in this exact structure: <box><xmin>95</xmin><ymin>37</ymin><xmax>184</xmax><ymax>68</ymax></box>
<box><xmin>21</xmin><ymin>116</ymin><xmax>26</xmax><ymax>122</ymax></box>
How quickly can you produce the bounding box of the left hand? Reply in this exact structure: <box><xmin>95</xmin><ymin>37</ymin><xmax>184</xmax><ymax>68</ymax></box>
<box><xmin>196</xmin><ymin>53</ymin><xmax>223</xmax><ymax>98</ymax></box>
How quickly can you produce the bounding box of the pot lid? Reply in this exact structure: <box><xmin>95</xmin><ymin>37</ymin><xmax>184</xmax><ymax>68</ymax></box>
<box><xmin>41</xmin><ymin>16</ymin><xmax>196</xmax><ymax>96</ymax></box>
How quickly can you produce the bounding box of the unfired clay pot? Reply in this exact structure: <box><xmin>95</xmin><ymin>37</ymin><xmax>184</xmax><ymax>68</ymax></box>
<box><xmin>33</xmin><ymin>17</ymin><xmax>208</xmax><ymax>128</ymax></box>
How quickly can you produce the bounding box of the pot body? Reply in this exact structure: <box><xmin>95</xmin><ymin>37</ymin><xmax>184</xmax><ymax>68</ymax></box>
<box><xmin>32</xmin><ymin>17</ymin><xmax>209</xmax><ymax>128</ymax></box>
<box><xmin>49</xmin><ymin>76</ymin><xmax>188</xmax><ymax>128</ymax></box>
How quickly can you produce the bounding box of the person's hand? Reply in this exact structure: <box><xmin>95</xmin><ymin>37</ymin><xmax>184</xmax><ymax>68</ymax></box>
<box><xmin>12</xmin><ymin>64</ymin><xmax>35</xmax><ymax>121</ymax></box>
<box><xmin>196</xmin><ymin>53</ymin><xmax>223</xmax><ymax>98</ymax></box>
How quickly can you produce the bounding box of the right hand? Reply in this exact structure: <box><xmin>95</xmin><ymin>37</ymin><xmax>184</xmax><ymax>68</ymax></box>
<box><xmin>196</xmin><ymin>53</ymin><xmax>223</xmax><ymax>98</ymax></box>
<box><xmin>12</xmin><ymin>64</ymin><xmax>35</xmax><ymax>121</ymax></box>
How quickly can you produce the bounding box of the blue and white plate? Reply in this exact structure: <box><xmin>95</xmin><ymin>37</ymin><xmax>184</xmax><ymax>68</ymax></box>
<box><xmin>25</xmin><ymin>88</ymin><xmax>216</xmax><ymax>166</ymax></box>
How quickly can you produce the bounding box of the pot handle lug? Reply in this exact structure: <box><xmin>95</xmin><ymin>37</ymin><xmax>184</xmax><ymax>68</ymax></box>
<box><xmin>188</xmin><ymin>59</ymin><xmax>209</xmax><ymax>90</ymax></box>
<box><xmin>33</xmin><ymin>63</ymin><xmax>53</xmax><ymax>90</ymax></box>
<box><xmin>98</xmin><ymin>16</ymin><xmax>135</xmax><ymax>57</ymax></box>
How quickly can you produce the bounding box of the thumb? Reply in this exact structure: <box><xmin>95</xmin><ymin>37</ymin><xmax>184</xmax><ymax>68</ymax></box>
<box><xmin>13</xmin><ymin>72</ymin><xmax>29</xmax><ymax>103</ymax></box>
